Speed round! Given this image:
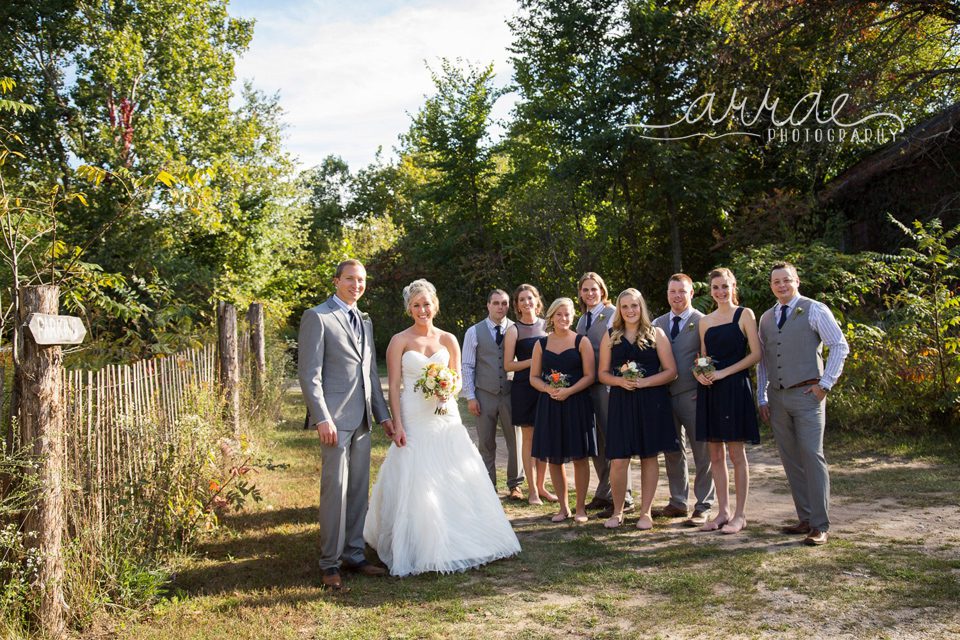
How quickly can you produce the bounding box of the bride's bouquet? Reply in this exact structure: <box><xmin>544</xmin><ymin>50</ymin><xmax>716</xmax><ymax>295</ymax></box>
<box><xmin>414</xmin><ymin>362</ymin><xmax>461</xmax><ymax>415</ymax></box>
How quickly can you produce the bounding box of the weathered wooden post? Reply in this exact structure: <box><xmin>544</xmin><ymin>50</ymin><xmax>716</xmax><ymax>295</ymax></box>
<box><xmin>17</xmin><ymin>285</ymin><xmax>77</xmax><ymax>639</ymax></box>
<box><xmin>217</xmin><ymin>301</ymin><xmax>240</xmax><ymax>433</ymax></box>
<box><xmin>246</xmin><ymin>303</ymin><xmax>265</xmax><ymax>402</ymax></box>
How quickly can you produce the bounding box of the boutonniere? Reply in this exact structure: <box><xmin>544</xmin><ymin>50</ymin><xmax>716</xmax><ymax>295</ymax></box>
<box><xmin>597</xmin><ymin>312</ymin><xmax>606</xmax><ymax>324</ymax></box>
<box><xmin>795</xmin><ymin>307</ymin><xmax>804</xmax><ymax>316</ymax></box>
<box><xmin>686</xmin><ymin>321</ymin><xmax>695</xmax><ymax>332</ymax></box>
<box><xmin>360</xmin><ymin>311</ymin><xmax>371</xmax><ymax>322</ymax></box>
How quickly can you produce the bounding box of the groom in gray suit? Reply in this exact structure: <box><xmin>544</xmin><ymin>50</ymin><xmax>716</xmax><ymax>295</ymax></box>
<box><xmin>298</xmin><ymin>259</ymin><xmax>393</xmax><ymax>590</ymax></box>
<box><xmin>652</xmin><ymin>274</ymin><xmax>715</xmax><ymax>525</ymax></box>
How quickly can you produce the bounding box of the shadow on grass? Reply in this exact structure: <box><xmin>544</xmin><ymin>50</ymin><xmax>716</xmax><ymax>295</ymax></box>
<box><xmin>830</xmin><ymin>461</ymin><xmax>960</xmax><ymax>506</ymax></box>
<box><xmin>166</xmin><ymin>497</ymin><xmax>960</xmax><ymax>636</ymax></box>
<box><xmin>171</xmin><ymin>506</ymin><xmax>319</xmax><ymax>595</ymax></box>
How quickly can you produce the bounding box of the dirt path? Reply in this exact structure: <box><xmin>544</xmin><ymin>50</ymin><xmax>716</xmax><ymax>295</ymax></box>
<box><xmin>109</xmin><ymin>383</ymin><xmax>960</xmax><ymax>640</ymax></box>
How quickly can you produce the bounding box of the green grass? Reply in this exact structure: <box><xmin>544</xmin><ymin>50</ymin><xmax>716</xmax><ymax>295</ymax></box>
<box><xmin>104</xmin><ymin>389</ymin><xmax>960</xmax><ymax>639</ymax></box>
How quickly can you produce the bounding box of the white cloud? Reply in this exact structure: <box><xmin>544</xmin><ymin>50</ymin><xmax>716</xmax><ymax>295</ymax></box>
<box><xmin>232</xmin><ymin>0</ymin><xmax>519</xmax><ymax>171</ymax></box>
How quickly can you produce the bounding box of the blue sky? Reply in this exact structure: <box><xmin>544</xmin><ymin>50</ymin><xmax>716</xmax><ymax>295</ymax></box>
<box><xmin>229</xmin><ymin>0</ymin><xmax>519</xmax><ymax>172</ymax></box>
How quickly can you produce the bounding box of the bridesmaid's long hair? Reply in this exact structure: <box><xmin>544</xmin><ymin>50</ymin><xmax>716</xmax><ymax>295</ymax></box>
<box><xmin>544</xmin><ymin>297</ymin><xmax>576</xmax><ymax>333</ymax></box>
<box><xmin>708</xmin><ymin>267</ymin><xmax>739</xmax><ymax>307</ymax></box>
<box><xmin>610</xmin><ymin>288</ymin><xmax>656</xmax><ymax>348</ymax></box>
<box><xmin>512</xmin><ymin>283</ymin><xmax>544</xmax><ymax>318</ymax></box>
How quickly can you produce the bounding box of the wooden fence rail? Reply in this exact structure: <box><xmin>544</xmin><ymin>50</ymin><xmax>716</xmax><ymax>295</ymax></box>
<box><xmin>59</xmin><ymin>344</ymin><xmax>217</xmax><ymax>536</ymax></box>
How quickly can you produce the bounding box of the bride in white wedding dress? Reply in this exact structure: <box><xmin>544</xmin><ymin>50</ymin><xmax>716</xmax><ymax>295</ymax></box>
<box><xmin>363</xmin><ymin>279</ymin><xmax>521</xmax><ymax>576</ymax></box>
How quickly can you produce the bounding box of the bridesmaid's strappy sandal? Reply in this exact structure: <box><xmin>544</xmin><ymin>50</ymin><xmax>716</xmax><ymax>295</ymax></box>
<box><xmin>700</xmin><ymin>515</ymin><xmax>729</xmax><ymax>532</ymax></box>
<box><xmin>604</xmin><ymin>514</ymin><xmax>624</xmax><ymax>529</ymax></box>
<box><xmin>721</xmin><ymin>516</ymin><xmax>747</xmax><ymax>535</ymax></box>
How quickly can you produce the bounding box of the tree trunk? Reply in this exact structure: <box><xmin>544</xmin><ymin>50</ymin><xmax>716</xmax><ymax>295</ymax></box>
<box><xmin>217</xmin><ymin>302</ymin><xmax>240</xmax><ymax>433</ymax></box>
<box><xmin>17</xmin><ymin>285</ymin><xmax>66</xmax><ymax>639</ymax></box>
<box><xmin>246</xmin><ymin>303</ymin><xmax>266</xmax><ymax>402</ymax></box>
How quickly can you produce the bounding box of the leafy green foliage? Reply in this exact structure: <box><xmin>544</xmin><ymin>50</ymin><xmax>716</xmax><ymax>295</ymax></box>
<box><xmin>716</xmin><ymin>219</ymin><xmax>960</xmax><ymax>430</ymax></box>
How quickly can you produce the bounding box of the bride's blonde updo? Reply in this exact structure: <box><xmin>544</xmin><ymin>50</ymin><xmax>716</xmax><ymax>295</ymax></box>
<box><xmin>402</xmin><ymin>279</ymin><xmax>440</xmax><ymax>316</ymax></box>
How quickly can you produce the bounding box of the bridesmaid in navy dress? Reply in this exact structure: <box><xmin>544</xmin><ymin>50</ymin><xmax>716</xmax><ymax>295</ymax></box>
<box><xmin>694</xmin><ymin>268</ymin><xmax>761</xmax><ymax>535</ymax></box>
<box><xmin>598</xmin><ymin>289</ymin><xmax>680</xmax><ymax>530</ymax></box>
<box><xmin>529</xmin><ymin>298</ymin><xmax>597</xmax><ymax>523</ymax></box>
<box><xmin>503</xmin><ymin>284</ymin><xmax>558</xmax><ymax>505</ymax></box>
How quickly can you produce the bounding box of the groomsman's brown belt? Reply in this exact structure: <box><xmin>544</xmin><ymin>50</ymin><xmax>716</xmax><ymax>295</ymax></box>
<box><xmin>782</xmin><ymin>378</ymin><xmax>820</xmax><ymax>390</ymax></box>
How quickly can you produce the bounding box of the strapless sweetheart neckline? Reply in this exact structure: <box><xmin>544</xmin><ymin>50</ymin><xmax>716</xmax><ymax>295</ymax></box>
<box><xmin>402</xmin><ymin>347</ymin><xmax>449</xmax><ymax>360</ymax></box>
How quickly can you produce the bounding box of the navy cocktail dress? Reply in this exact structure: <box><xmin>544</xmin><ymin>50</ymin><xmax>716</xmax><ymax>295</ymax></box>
<box><xmin>531</xmin><ymin>334</ymin><xmax>597</xmax><ymax>464</ymax></box>
<box><xmin>510</xmin><ymin>319</ymin><xmax>547</xmax><ymax>426</ymax></box>
<box><xmin>605</xmin><ymin>333</ymin><xmax>680</xmax><ymax>459</ymax></box>
<box><xmin>695</xmin><ymin>307</ymin><xmax>760</xmax><ymax>444</ymax></box>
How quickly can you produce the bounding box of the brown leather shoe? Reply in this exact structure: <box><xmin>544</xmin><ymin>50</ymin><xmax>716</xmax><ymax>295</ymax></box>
<box><xmin>508</xmin><ymin>486</ymin><xmax>524</xmax><ymax>500</ymax></box>
<box><xmin>686</xmin><ymin>508</ymin><xmax>710</xmax><ymax>527</ymax></box>
<box><xmin>586</xmin><ymin>497</ymin><xmax>612</xmax><ymax>510</ymax></box>
<box><xmin>598</xmin><ymin>503</ymin><xmax>635</xmax><ymax>519</ymax></box>
<box><xmin>652</xmin><ymin>504</ymin><xmax>688</xmax><ymax>518</ymax></box>
<box><xmin>781</xmin><ymin>520</ymin><xmax>811</xmax><ymax>535</ymax></box>
<box><xmin>321</xmin><ymin>569</ymin><xmax>345</xmax><ymax>591</ymax></box>
<box><xmin>804</xmin><ymin>529</ymin><xmax>828</xmax><ymax>546</ymax></box>
<box><xmin>343</xmin><ymin>561</ymin><xmax>388</xmax><ymax>577</ymax></box>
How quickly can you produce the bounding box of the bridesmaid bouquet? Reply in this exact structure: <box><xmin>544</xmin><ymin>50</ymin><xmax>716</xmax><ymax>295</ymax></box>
<box><xmin>414</xmin><ymin>362</ymin><xmax>461</xmax><ymax>415</ymax></box>
<box><xmin>619</xmin><ymin>361</ymin><xmax>644</xmax><ymax>380</ymax></box>
<box><xmin>692</xmin><ymin>354</ymin><xmax>717</xmax><ymax>376</ymax></box>
<box><xmin>544</xmin><ymin>369</ymin><xmax>571</xmax><ymax>389</ymax></box>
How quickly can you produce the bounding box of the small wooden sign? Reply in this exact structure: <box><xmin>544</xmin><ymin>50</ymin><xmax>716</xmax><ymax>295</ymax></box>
<box><xmin>25</xmin><ymin>313</ymin><xmax>87</xmax><ymax>345</ymax></box>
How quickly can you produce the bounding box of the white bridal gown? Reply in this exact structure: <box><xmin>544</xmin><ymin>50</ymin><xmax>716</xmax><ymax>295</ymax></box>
<box><xmin>363</xmin><ymin>347</ymin><xmax>521</xmax><ymax>576</ymax></box>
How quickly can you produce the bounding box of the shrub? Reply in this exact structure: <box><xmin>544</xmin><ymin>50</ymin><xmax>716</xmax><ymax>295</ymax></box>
<box><xmin>697</xmin><ymin>217</ymin><xmax>960</xmax><ymax>432</ymax></box>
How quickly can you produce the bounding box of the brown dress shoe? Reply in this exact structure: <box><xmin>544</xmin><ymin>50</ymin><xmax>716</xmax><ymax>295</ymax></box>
<box><xmin>781</xmin><ymin>520</ymin><xmax>811</xmax><ymax>535</ymax></box>
<box><xmin>598</xmin><ymin>503</ymin><xmax>635</xmax><ymax>519</ymax></box>
<box><xmin>804</xmin><ymin>529</ymin><xmax>828</xmax><ymax>546</ymax></box>
<box><xmin>586</xmin><ymin>497</ymin><xmax>612</xmax><ymax>510</ymax></box>
<box><xmin>343</xmin><ymin>561</ymin><xmax>388</xmax><ymax>577</ymax></box>
<box><xmin>652</xmin><ymin>504</ymin><xmax>688</xmax><ymax>518</ymax></box>
<box><xmin>508</xmin><ymin>486</ymin><xmax>524</xmax><ymax>500</ymax></box>
<box><xmin>321</xmin><ymin>569</ymin><xmax>345</xmax><ymax>591</ymax></box>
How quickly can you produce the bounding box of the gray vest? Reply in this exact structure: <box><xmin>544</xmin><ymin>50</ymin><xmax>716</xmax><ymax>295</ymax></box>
<box><xmin>654</xmin><ymin>309</ymin><xmax>703</xmax><ymax>396</ymax></box>
<box><xmin>473</xmin><ymin>319</ymin><xmax>513</xmax><ymax>395</ymax></box>
<box><xmin>759</xmin><ymin>297</ymin><xmax>824</xmax><ymax>389</ymax></box>
<box><xmin>578</xmin><ymin>304</ymin><xmax>615</xmax><ymax>376</ymax></box>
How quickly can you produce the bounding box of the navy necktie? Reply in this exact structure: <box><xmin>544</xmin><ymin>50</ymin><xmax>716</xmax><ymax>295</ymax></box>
<box><xmin>777</xmin><ymin>305</ymin><xmax>788</xmax><ymax>330</ymax></box>
<box><xmin>670</xmin><ymin>316</ymin><xmax>681</xmax><ymax>340</ymax></box>
<box><xmin>585</xmin><ymin>311</ymin><xmax>593</xmax><ymax>331</ymax></box>
<box><xmin>349</xmin><ymin>309</ymin><xmax>363</xmax><ymax>342</ymax></box>
<box><xmin>495</xmin><ymin>324</ymin><xmax>503</xmax><ymax>345</ymax></box>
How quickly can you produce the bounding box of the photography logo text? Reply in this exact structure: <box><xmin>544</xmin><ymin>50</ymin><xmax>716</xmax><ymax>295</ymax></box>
<box><xmin>628</xmin><ymin>87</ymin><xmax>904</xmax><ymax>144</ymax></box>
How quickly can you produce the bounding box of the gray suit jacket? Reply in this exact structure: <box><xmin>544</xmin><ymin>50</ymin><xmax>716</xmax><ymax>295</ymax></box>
<box><xmin>298</xmin><ymin>296</ymin><xmax>390</xmax><ymax>431</ymax></box>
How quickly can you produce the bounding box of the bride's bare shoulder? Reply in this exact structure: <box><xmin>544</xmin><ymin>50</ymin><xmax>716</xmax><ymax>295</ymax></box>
<box><xmin>438</xmin><ymin>330</ymin><xmax>460</xmax><ymax>353</ymax></box>
<box><xmin>387</xmin><ymin>330</ymin><xmax>414</xmax><ymax>353</ymax></box>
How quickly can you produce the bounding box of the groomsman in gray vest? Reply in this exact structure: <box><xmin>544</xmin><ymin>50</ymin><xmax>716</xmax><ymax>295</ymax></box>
<box><xmin>464</xmin><ymin>290</ymin><xmax>524</xmax><ymax>498</ymax></box>
<box><xmin>652</xmin><ymin>274</ymin><xmax>715</xmax><ymax>525</ymax></box>
<box><xmin>299</xmin><ymin>259</ymin><xmax>393</xmax><ymax>590</ymax></box>
<box><xmin>577</xmin><ymin>272</ymin><xmax>634</xmax><ymax>515</ymax></box>
<box><xmin>758</xmin><ymin>262</ymin><xmax>849</xmax><ymax>546</ymax></box>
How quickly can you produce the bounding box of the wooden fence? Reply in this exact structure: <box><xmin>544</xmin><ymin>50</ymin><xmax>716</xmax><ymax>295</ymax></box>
<box><xmin>60</xmin><ymin>344</ymin><xmax>217</xmax><ymax>534</ymax></box>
